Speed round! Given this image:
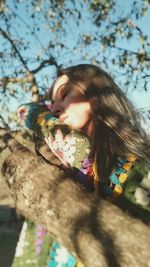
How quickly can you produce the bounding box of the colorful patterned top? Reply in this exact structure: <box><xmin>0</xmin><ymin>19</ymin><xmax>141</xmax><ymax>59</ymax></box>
<box><xmin>18</xmin><ymin>102</ymin><xmax>137</xmax><ymax>199</ymax></box>
<box><xmin>17</xmin><ymin>102</ymin><xmax>137</xmax><ymax>267</ymax></box>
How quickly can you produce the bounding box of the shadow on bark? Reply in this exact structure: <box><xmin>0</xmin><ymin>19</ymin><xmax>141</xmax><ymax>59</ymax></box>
<box><xmin>0</xmin><ymin>206</ymin><xmax>24</xmax><ymax>267</ymax></box>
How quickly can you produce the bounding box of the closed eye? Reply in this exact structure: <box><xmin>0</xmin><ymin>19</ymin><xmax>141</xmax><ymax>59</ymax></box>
<box><xmin>62</xmin><ymin>91</ymin><xmax>68</xmax><ymax>100</ymax></box>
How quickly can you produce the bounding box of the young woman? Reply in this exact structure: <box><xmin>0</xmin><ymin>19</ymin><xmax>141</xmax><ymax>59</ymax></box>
<box><xmin>18</xmin><ymin>64</ymin><xmax>150</xmax><ymax>267</ymax></box>
<box><xmin>48</xmin><ymin>64</ymin><xmax>150</xmax><ymax>196</ymax></box>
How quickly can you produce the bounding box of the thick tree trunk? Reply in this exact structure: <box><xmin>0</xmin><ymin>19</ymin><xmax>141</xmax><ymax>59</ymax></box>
<box><xmin>1</xmin><ymin>135</ymin><xmax>150</xmax><ymax>267</ymax></box>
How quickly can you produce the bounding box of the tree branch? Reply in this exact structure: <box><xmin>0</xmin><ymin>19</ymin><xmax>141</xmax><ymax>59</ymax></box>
<box><xmin>31</xmin><ymin>57</ymin><xmax>60</xmax><ymax>74</ymax></box>
<box><xmin>1</xmin><ymin>134</ymin><xmax>150</xmax><ymax>267</ymax></box>
<box><xmin>109</xmin><ymin>44</ymin><xmax>150</xmax><ymax>61</ymax></box>
<box><xmin>142</xmin><ymin>74</ymin><xmax>150</xmax><ymax>78</ymax></box>
<box><xmin>0</xmin><ymin>27</ymin><xmax>29</xmax><ymax>71</ymax></box>
<box><xmin>0</xmin><ymin>115</ymin><xmax>10</xmax><ymax>130</ymax></box>
<box><xmin>6</xmin><ymin>4</ymin><xmax>45</xmax><ymax>51</ymax></box>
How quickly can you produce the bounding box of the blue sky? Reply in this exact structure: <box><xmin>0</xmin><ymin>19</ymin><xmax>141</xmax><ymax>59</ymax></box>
<box><xmin>0</xmin><ymin>0</ymin><xmax>150</xmax><ymax>130</ymax></box>
<box><xmin>118</xmin><ymin>0</ymin><xmax>150</xmax><ymax>111</ymax></box>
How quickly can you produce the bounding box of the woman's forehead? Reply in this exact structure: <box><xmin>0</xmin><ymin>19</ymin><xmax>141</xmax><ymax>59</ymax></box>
<box><xmin>51</xmin><ymin>74</ymin><xmax>69</xmax><ymax>100</ymax></box>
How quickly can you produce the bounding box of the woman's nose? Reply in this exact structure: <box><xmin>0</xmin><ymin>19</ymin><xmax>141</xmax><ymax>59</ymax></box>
<box><xmin>51</xmin><ymin>102</ymin><xmax>62</xmax><ymax>116</ymax></box>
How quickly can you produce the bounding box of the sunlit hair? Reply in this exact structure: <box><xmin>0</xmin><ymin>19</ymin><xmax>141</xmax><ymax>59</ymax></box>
<box><xmin>56</xmin><ymin>64</ymin><xmax>150</xmax><ymax>191</ymax></box>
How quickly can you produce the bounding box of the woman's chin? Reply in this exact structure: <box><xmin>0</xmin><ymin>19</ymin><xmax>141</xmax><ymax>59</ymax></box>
<box><xmin>64</xmin><ymin>121</ymin><xmax>80</xmax><ymax>131</ymax></box>
<box><xmin>63</xmin><ymin>118</ymin><xmax>90</xmax><ymax>133</ymax></box>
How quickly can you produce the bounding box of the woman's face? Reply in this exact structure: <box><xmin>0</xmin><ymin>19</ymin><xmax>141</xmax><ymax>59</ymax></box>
<box><xmin>50</xmin><ymin>74</ymin><xmax>92</xmax><ymax>134</ymax></box>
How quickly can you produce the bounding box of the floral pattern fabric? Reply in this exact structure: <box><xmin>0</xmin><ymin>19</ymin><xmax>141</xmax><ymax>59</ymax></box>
<box><xmin>47</xmin><ymin>242</ymin><xmax>76</xmax><ymax>267</ymax></box>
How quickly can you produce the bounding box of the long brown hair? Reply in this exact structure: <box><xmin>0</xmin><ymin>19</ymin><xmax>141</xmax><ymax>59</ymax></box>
<box><xmin>56</xmin><ymin>64</ymin><xmax>150</xmax><ymax>189</ymax></box>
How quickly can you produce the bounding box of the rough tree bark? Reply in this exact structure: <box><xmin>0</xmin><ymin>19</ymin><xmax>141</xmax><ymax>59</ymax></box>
<box><xmin>1</xmin><ymin>129</ymin><xmax>150</xmax><ymax>267</ymax></box>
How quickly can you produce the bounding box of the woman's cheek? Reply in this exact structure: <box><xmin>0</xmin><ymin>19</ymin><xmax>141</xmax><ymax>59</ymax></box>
<box><xmin>65</xmin><ymin>102</ymin><xmax>92</xmax><ymax>130</ymax></box>
<box><xmin>70</xmin><ymin>115</ymin><xmax>87</xmax><ymax>130</ymax></box>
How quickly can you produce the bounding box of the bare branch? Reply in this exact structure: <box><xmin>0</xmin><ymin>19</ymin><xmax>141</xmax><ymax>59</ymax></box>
<box><xmin>31</xmin><ymin>57</ymin><xmax>60</xmax><ymax>74</ymax></box>
<box><xmin>109</xmin><ymin>44</ymin><xmax>150</xmax><ymax>61</ymax></box>
<box><xmin>6</xmin><ymin>4</ymin><xmax>46</xmax><ymax>51</ymax></box>
<box><xmin>0</xmin><ymin>115</ymin><xmax>10</xmax><ymax>130</ymax></box>
<box><xmin>0</xmin><ymin>27</ymin><xmax>29</xmax><ymax>71</ymax></box>
<box><xmin>142</xmin><ymin>74</ymin><xmax>150</xmax><ymax>78</ymax></box>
